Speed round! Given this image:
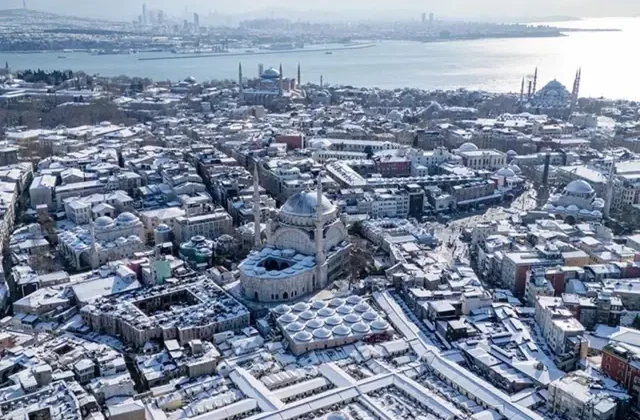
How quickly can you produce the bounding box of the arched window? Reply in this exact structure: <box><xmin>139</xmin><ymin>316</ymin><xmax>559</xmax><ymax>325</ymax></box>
<box><xmin>283</xmin><ymin>292</ymin><xmax>289</xmax><ymax>300</ymax></box>
<box><xmin>254</xmin><ymin>292</ymin><xmax>259</xmax><ymax>300</ymax></box>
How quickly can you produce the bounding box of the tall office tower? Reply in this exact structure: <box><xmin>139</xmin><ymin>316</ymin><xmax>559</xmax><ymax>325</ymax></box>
<box><xmin>142</xmin><ymin>3</ymin><xmax>148</xmax><ymax>24</ymax></box>
<box><xmin>421</xmin><ymin>13</ymin><xmax>426</xmax><ymax>24</ymax></box>
<box><xmin>429</xmin><ymin>13</ymin><xmax>435</xmax><ymax>26</ymax></box>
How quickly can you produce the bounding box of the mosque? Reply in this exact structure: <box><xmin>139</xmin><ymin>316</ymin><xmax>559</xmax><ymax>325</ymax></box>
<box><xmin>519</xmin><ymin>67</ymin><xmax>581</xmax><ymax>118</ymax></box>
<box><xmin>58</xmin><ymin>212</ymin><xmax>145</xmax><ymax>270</ymax></box>
<box><xmin>239</xmin><ymin>63</ymin><xmax>305</xmax><ymax>108</ymax></box>
<box><xmin>541</xmin><ymin>180</ymin><xmax>605</xmax><ymax>224</ymax></box>
<box><xmin>239</xmin><ymin>168</ymin><xmax>351</xmax><ymax>302</ymax></box>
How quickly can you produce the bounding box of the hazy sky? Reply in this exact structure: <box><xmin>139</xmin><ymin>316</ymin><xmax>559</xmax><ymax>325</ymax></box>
<box><xmin>6</xmin><ymin>0</ymin><xmax>640</xmax><ymax>21</ymax></box>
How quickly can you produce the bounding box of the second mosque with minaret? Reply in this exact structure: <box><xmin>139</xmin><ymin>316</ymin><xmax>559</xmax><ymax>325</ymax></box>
<box><xmin>238</xmin><ymin>167</ymin><xmax>351</xmax><ymax>303</ymax></box>
<box><xmin>238</xmin><ymin>62</ymin><xmax>305</xmax><ymax>108</ymax></box>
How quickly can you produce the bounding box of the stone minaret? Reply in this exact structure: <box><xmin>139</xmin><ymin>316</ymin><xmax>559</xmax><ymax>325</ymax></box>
<box><xmin>253</xmin><ymin>164</ymin><xmax>262</xmax><ymax>249</ymax></box>
<box><xmin>297</xmin><ymin>63</ymin><xmax>301</xmax><ymax>88</ymax></box>
<box><xmin>604</xmin><ymin>157</ymin><xmax>615</xmax><ymax>219</ymax></box>
<box><xmin>532</xmin><ymin>67</ymin><xmax>538</xmax><ymax>95</ymax></box>
<box><xmin>315</xmin><ymin>173</ymin><xmax>325</xmax><ymax>266</ymax></box>
<box><xmin>278</xmin><ymin>63</ymin><xmax>283</xmax><ymax>97</ymax></box>
<box><xmin>238</xmin><ymin>62</ymin><xmax>244</xmax><ymax>103</ymax></box>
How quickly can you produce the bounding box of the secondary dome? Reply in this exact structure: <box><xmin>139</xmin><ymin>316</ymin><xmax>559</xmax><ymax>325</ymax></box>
<box><xmin>292</xmin><ymin>302</ymin><xmax>310</xmax><ymax>312</ymax></box>
<box><xmin>278</xmin><ymin>313</ymin><xmax>298</xmax><ymax>324</ymax></box>
<box><xmin>116</xmin><ymin>212</ymin><xmax>138</xmax><ymax>224</ymax></box>
<box><xmin>274</xmin><ymin>304</ymin><xmax>291</xmax><ymax>315</ymax></box>
<box><xmin>496</xmin><ymin>167</ymin><xmax>516</xmax><ymax>178</ymax></box>
<box><xmin>281</xmin><ymin>191</ymin><xmax>336</xmax><ymax>217</ymax></box>
<box><xmin>94</xmin><ymin>216</ymin><xmax>114</xmax><ymax>227</ymax></box>
<box><xmin>293</xmin><ymin>331</ymin><xmax>313</xmax><ymax>342</ymax></box>
<box><xmin>318</xmin><ymin>307</ymin><xmax>335</xmax><ymax>317</ymax></box>
<box><xmin>344</xmin><ymin>313</ymin><xmax>361</xmax><ymax>323</ymax></box>
<box><xmin>458</xmin><ymin>142</ymin><xmax>478</xmax><ymax>152</ymax></box>
<box><xmin>286</xmin><ymin>322</ymin><xmax>305</xmax><ymax>332</ymax></box>
<box><xmin>566</xmin><ymin>180</ymin><xmax>594</xmax><ymax>195</ymax></box>
<box><xmin>306</xmin><ymin>318</ymin><xmax>324</xmax><ymax>329</ymax></box>
<box><xmin>332</xmin><ymin>325</ymin><xmax>351</xmax><ymax>336</ymax></box>
<box><xmin>312</xmin><ymin>328</ymin><xmax>332</xmax><ymax>339</ymax></box>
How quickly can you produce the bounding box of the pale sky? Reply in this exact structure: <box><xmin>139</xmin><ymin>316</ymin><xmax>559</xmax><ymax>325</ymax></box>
<box><xmin>6</xmin><ymin>0</ymin><xmax>640</xmax><ymax>21</ymax></box>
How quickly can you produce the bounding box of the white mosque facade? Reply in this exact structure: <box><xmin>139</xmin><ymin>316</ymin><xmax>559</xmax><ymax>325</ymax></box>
<box><xmin>542</xmin><ymin>180</ymin><xmax>605</xmax><ymax>224</ymax></box>
<box><xmin>239</xmin><ymin>173</ymin><xmax>351</xmax><ymax>302</ymax></box>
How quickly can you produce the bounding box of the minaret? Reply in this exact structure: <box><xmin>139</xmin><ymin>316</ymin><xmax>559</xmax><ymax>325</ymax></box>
<box><xmin>570</xmin><ymin>68</ymin><xmax>581</xmax><ymax>114</ymax></box>
<box><xmin>253</xmin><ymin>164</ymin><xmax>262</xmax><ymax>249</ymax></box>
<box><xmin>297</xmin><ymin>63</ymin><xmax>301</xmax><ymax>88</ymax></box>
<box><xmin>90</xmin><ymin>222</ymin><xmax>99</xmax><ymax>269</ymax></box>
<box><xmin>238</xmin><ymin>62</ymin><xmax>244</xmax><ymax>103</ymax></box>
<box><xmin>314</xmin><ymin>173</ymin><xmax>325</xmax><ymax>266</ymax></box>
<box><xmin>320</xmin><ymin>75</ymin><xmax>323</xmax><ymax>89</ymax></box>
<box><xmin>278</xmin><ymin>63</ymin><xmax>283</xmax><ymax>97</ymax></box>
<box><xmin>520</xmin><ymin>77</ymin><xmax>525</xmax><ymax>102</ymax></box>
<box><xmin>604</xmin><ymin>157</ymin><xmax>615</xmax><ymax>219</ymax></box>
<box><xmin>532</xmin><ymin>67</ymin><xmax>538</xmax><ymax>95</ymax></box>
<box><xmin>527</xmin><ymin>81</ymin><xmax>533</xmax><ymax>99</ymax></box>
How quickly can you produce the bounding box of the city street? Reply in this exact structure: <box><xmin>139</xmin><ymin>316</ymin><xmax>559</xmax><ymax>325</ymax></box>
<box><xmin>430</xmin><ymin>187</ymin><xmax>538</xmax><ymax>263</ymax></box>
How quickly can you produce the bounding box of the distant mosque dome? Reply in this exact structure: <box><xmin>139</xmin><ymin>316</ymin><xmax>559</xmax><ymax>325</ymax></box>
<box><xmin>566</xmin><ymin>180</ymin><xmax>594</xmax><ymax>195</ymax></box>
<box><xmin>261</xmin><ymin>67</ymin><xmax>280</xmax><ymax>79</ymax></box>
<box><xmin>507</xmin><ymin>150</ymin><xmax>518</xmax><ymax>158</ymax></box>
<box><xmin>458</xmin><ymin>142</ymin><xmax>479</xmax><ymax>152</ymax></box>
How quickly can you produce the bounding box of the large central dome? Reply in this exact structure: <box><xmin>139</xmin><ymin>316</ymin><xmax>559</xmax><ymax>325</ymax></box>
<box><xmin>281</xmin><ymin>190</ymin><xmax>336</xmax><ymax>218</ymax></box>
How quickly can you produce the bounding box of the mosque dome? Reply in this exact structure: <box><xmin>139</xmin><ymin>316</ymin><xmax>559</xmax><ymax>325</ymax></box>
<box><xmin>566</xmin><ymin>180</ymin><xmax>594</xmax><ymax>195</ymax></box>
<box><xmin>280</xmin><ymin>190</ymin><xmax>336</xmax><ymax>218</ymax></box>
<box><xmin>261</xmin><ymin>67</ymin><xmax>280</xmax><ymax>79</ymax></box>
<box><xmin>94</xmin><ymin>216</ymin><xmax>114</xmax><ymax>228</ymax></box>
<box><xmin>496</xmin><ymin>167</ymin><xmax>516</xmax><ymax>178</ymax></box>
<box><xmin>508</xmin><ymin>164</ymin><xmax>522</xmax><ymax>174</ymax></box>
<box><xmin>458</xmin><ymin>142</ymin><xmax>479</xmax><ymax>152</ymax></box>
<box><xmin>116</xmin><ymin>212</ymin><xmax>138</xmax><ymax>224</ymax></box>
<box><xmin>507</xmin><ymin>150</ymin><xmax>518</xmax><ymax>157</ymax></box>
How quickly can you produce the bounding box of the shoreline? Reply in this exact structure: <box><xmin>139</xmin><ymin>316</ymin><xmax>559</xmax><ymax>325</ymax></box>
<box><xmin>137</xmin><ymin>44</ymin><xmax>377</xmax><ymax>61</ymax></box>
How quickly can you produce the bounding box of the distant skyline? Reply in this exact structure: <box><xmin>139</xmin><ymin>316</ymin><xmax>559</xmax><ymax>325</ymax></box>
<box><xmin>3</xmin><ymin>0</ymin><xmax>640</xmax><ymax>22</ymax></box>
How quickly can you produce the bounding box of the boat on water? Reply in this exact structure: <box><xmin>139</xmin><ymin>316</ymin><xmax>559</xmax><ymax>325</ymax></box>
<box><xmin>325</xmin><ymin>51</ymin><xmax>333</xmax><ymax>55</ymax></box>
<box><xmin>57</xmin><ymin>56</ymin><xmax>67</xmax><ymax>59</ymax></box>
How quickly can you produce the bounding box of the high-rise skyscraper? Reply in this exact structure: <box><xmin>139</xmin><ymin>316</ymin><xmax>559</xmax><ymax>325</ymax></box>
<box><xmin>193</xmin><ymin>13</ymin><xmax>200</xmax><ymax>30</ymax></box>
<box><xmin>421</xmin><ymin>13</ymin><xmax>426</xmax><ymax>24</ymax></box>
<box><xmin>429</xmin><ymin>13</ymin><xmax>435</xmax><ymax>26</ymax></box>
<box><xmin>142</xmin><ymin>3</ymin><xmax>148</xmax><ymax>25</ymax></box>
